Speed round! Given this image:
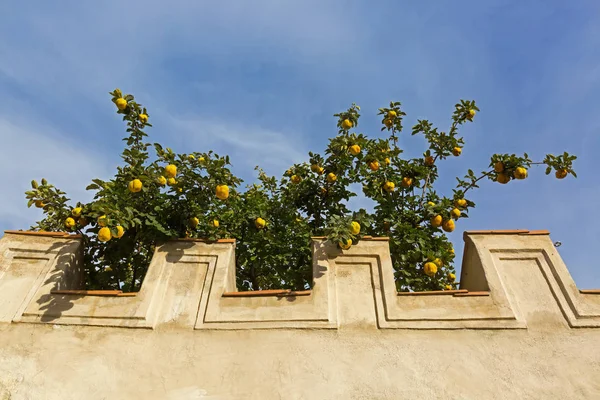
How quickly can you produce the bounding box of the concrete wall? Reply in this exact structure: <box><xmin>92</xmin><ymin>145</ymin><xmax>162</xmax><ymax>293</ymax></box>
<box><xmin>0</xmin><ymin>230</ymin><xmax>599</xmax><ymax>399</ymax></box>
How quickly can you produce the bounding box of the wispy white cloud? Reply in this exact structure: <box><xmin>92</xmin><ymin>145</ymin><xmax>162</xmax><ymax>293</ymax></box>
<box><xmin>165</xmin><ymin>114</ymin><xmax>308</xmax><ymax>178</ymax></box>
<box><xmin>0</xmin><ymin>117</ymin><xmax>112</xmax><ymax>229</ymax></box>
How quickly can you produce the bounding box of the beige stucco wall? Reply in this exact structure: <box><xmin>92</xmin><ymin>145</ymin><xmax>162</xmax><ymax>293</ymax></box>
<box><xmin>0</xmin><ymin>230</ymin><xmax>599</xmax><ymax>399</ymax></box>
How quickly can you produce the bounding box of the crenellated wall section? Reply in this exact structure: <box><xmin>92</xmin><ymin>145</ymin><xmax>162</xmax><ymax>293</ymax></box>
<box><xmin>1</xmin><ymin>229</ymin><xmax>600</xmax><ymax>399</ymax></box>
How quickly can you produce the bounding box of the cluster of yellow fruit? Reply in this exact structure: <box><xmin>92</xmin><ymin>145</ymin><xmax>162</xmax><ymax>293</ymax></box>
<box><xmin>427</xmin><ymin>198</ymin><xmax>467</xmax><ymax>233</ymax></box>
<box><xmin>493</xmin><ymin>162</ymin><xmax>528</xmax><ymax>184</ymax></box>
<box><xmin>383</xmin><ymin>110</ymin><xmax>397</xmax><ymax>129</ymax></box>
<box><xmin>291</xmin><ymin>166</ymin><xmax>337</xmax><ymax>193</ymax></box>
<box><xmin>188</xmin><ymin>216</ymin><xmax>223</xmax><ymax>232</ymax></box>
<box><xmin>338</xmin><ymin>221</ymin><xmax>361</xmax><ymax>250</ymax></box>
<box><xmin>94</xmin><ymin>215</ymin><xmax>124</xmax><ymax>242</ymax></box>
<box><xmin>116</xmin><ymin>97</ymin><xmax>148</xmax><ymax>122</ymax></box>
<box><xmin>63</xmin><ymin>207</ymin><xmax>87</xmax><ymax>230</ymax></box>
<box><xmin>423</xmin><ymin>257</ymin><xmax>457</xmax><ymax>282</ymax></box>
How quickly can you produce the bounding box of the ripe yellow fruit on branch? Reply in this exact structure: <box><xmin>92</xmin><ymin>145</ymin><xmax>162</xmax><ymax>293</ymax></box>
<box><xmin>255</xmin><ymin>217</ymin><xmax>266</xmax><ymax>229</ymax></box>
<box><xmin>387</xmin><ymin>110</ymin><xmax>397</xmax><ymax>119</ymax></box>
<box><xmin>497</xmin><ymin>173</ymin><xmax>510</xmax><ymax>184</ymax></box>
<box><xmin>190</xmin><ymin>217</ymin><xmax>199</xmax><ymax>228</ymax></box>
<box><xmin>97</xmin><ymin>215</ymin><xmax>108</xmax><ymax>227</ymax></box>
<box><xmin>139</xmin><ymin>114</ymin><xmax>148</xmax><ymax>123</ymax></box>
<box><xmin>448</xmin><ymin>272</ymin><xmax>456</xmax><ymax>282</ymax></box>
<box><xmin>401</xmin><ymin>177</ymin><xmax>413</xmax><ymax>188</ymax></box>
<box><xmin>212</xmin><ymin>219</ymin><xmax>219</xmax><ymax>228</ymax></box>
<box><xmin>72</xmin><ymin>207</ymin><xmax>82</xmax><ymax>217</ymax></box>
<box><xmin>451</xmin><ymin>208</ymin><xmax>461</xmax><ymax>219</ymax></box>
<box><xmin>467</xmin><ymin>109</ymin><xmax>476</xmax><ymax>120</ymax></box>
<box><xmin>427</xmin><ymin>201</ymin><xmax>435</xmax><ymax>207</ymax></box>
<box><xmin>514</xmin><ymin>166</ymin><xmax>528</xmax><ymax>180</ymax></box>
<box><xmin>320</xmin><ymin>187</ymin><xmax>328</xmax><ymax>195</ymax></box>
<box><xmin>424</xmin><ymin>262</ymin><xmax>438</xmax><ymax>277</ymax></box>
<box><xmin>350</xmin><ymin>221</ymin><xmax>361</xmax><ymax>235</ymax></box>
<box><xmin>384</xmin><ymin>119</ymin><xmax>393</xmax><ymax>129</ymax></box>
<box><xmin>128</xmin><ymin>179</ymin><xmax>143</xmax><ymax>193</ymax></box>
<box><xmin>341</xmin><ymin>119</ymin><xmax>353</xmax><ymax>130</ymax></box>
<box><xmin>431</xmin><ymin>215</ymin><xmax>442</xmax><ymax>227</ymax></box>
<box><xmin>339</xmin><ymin>239</ymin><xmax>352</xmax><ymax>250</ymax></box>
<box><xmin>494</xmin><ymin>162</ymin><xmax>504</xmax><ymax>173</ymax></box>
<box><xmin>291</xmin><ymin>175</ymin><xmax>302</xmax><ymax>184</ymax></box>
<box><xmin>424</xmin><ymin>156</ymin><xmax>434</xmax><ymax>166</ymax></box>
<box><xmin>115</xmin><ymin>98</ymin><xmax>127</xmax><ymax>110</ymax></box>
<box><xmin>383</xmin><ymin>181</ymin><xmax>395</xmax><ymax>192</ymax></box>
<box><xmin>311</xmin><ymin>164</ymin><xmax>324</xmax><ymax>174</ymax></box>
<box><xmin>113</xmin><ymin>225</ymin><xmax>124</xmax><ymax>239</ymax></box>
<box><xmin>452</xmin><ymin>147</ymin><xmax>462</xmax><ymax>157</ymax></box>
<box><xmin>34</xmin><ymin>200</ymin><xmax>45</xmax><ymax>208</ymax></box>
<box><xmin>368</xmin><ymin>160</ymin><xmax>380</xmax><ymax>171</ymax></box>
<box><xmin>434</xmin><ymin>258</ymin><xmax>443</xmax><ymax>267</ymax></box>
<box><xmin>326</xmin><ymin>173</ymin><xmax>337</xmax><ymax>183</ymax></box>
<box><xmin>555</xmin><ymin>169</ymin><xmax>568</xmax><ymax>179</ymax></box>
<box><xmin>64</xmin><ymin>217</ymin><xmax>76</xmax><ymax>229</ymax></box>
<box><xmin>384</xmin><ymin>157</ymin><xmax>391</xmax><ymax>165</ymax></box>
<box><xmin>216</xmin><ymin>185</ymin><xmax>229</xmax><ymax>200</ymax></box>
<box><xmin>442</xmin><ymin>219</ymin><xmax>455</xmax><ymax>232</ymax></box>
<box><xmin>454</xmin><ymin>199</ymin><xmax>467</xmax><ymax>208</ymax></box>
<box><xmin>445</xmin><ymin>285</ymin><xmax>452</xmax><ymax>290</ymax></box>
<box><xmin>349</xmin><ymin>144</ymin><xmax>361</xmax><ymax>156</ymax></box>
<box><xmin>98</xmin><ymin>227</ymin><xmax>112</xmax><ymax>242</ymax></box>
<box><xmin>167</xmin><ymin>177</ymin><xmax>177</xmax><ymax>186</ymax></box>
<box><xmin>157</xmin><ymin>176</ymin><xmax>167</xmax><ymax>186</ymax></box>
<box><xmin>164</xmin><ymin>164</ymin><xmax>177</xmax><ymax>178</ymax></box>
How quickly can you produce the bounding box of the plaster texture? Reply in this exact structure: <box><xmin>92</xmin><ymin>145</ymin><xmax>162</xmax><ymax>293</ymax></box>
<box><xmin>0</xmin><ymin>230</ymin><xmax>599</xmax><ymax>399</ymax></box>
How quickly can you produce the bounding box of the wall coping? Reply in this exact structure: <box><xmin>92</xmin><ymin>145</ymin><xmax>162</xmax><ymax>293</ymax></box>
<box><xmin>4</xmin><ymin>230</ymin><xmax>82</xmax><ymax>239</ymax></box>
<box><xmin>2</xmin><ymin>228</ymin><xmax>600</xmax><ymax>330</ymax></box>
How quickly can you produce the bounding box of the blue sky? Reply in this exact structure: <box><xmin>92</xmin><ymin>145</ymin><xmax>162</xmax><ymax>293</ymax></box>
<box><xmin>1</xmin><ymin>1</ymin><xmax>599</xmax><ymax>288</ymax></box>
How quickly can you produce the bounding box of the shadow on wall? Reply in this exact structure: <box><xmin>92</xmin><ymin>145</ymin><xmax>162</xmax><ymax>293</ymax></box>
<box><xmin>36</xmin><ymin>240</ymin><xmax>84</xmax><ymax>322</ymax></box>
<box><xmin>163</xmin><ymin>240</ymin><xmax>201</xmax><ymax>264</ymax></box>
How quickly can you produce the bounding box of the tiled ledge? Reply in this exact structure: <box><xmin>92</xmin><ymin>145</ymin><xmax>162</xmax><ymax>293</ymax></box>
<box><xmin>173</xmin><ymin>237</ymin><xmax>236</xmax><ymax>243</ymax></box>
<box><xmin>50</xmin><ymin>290</ymin><xmax>137</xmax><ymax>297</ymax></box>
<box><xmin>397</xmin><ymin>290</ymin><xmax>491</xmax><ymax>297</ymax></box>
<box><xmin>222</xmin><ymin>290</ymin><xmax>311</xmax><ymax>297</ymax></box>
<box><xmin>464</xmin><ymin>229</ymin><xmax>550</xmax><ymax>236</ymax></box>
<box><xmin>311</xmin><ymin>235</ymin><xmax>389</xmax><ymax>241</ymax></box>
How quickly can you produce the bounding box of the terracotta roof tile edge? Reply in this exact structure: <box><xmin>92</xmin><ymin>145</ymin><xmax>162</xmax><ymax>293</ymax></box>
<box><xmin>50</xmin><ymin>290</ymin><xmax>125</xmax><ymax>296</ymax></box>
<box><xmin>580</xmin><ymin>289</ymin><xmax>600</xmax><ymax>294</ymax></box>
<box><xmin>465</xmin><ymin>230</ymin><xmax>530</xmax><ymax>234</ymax></box>
<box><xmin>4</xmin><ymin>230</ymin><xmax>82</xmax><ymax>239</ymax></box>
<box><xmin>397</xmin><ymin>289</ymin><xmax>468</xmax><ymax>296</ymax></box>
<box><xmin>223</xmin><ymin>289</ymin><xmax>312</xmax><ymax>297</ymax></box>
<box><xmin>171</xmin><ymin>238</ymin><xmax>236</xmax><ymax>243</ymax></box>
<box><xmin>453</xmin><ymin>291</ymin><xmax>491</xmax><ymax>297</ymax></box>
<box><xmin>311</xmin><ymin>236</ymin><xmax>389</xmax><ymax>241</ymax></box>
<box><xmin>464</xmin><ymin>229</ymin><xmax>550</xmax><ymax>235</ymax></box>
